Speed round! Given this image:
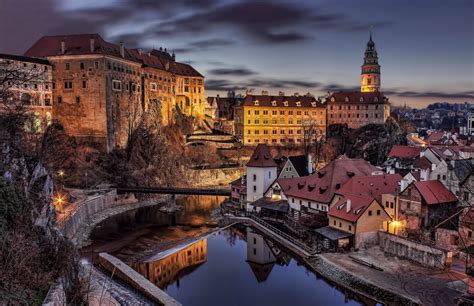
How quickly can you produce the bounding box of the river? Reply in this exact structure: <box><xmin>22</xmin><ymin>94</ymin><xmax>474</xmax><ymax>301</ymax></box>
<box><xmin>85</xmin><ymin>195</ymin><xmax>375</xmax><ymax>306</ymax></box>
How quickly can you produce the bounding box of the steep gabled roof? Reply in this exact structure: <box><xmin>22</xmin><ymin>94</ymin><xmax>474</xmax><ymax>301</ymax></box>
<box><xmin>287</xmin><ymin>155</ymin><xmax>309</xmax><ymax>177</ymax></box>
<box><xmin>277</xmin><ymin>156</ymin><xmax>377</xmax><ymax>204</ymax></box>
<box><xmin>246</xmin><ymin>144</ymin><xmax>277</xmax><ymax>168</ymax></box>
<box><xmin>335</xmin><ymin>173</ymin><xmax>402</xmax><ymax>203</ymax></box>
<box><xmin>412</xmin><ymin>181</ymin><xmax>458</xmax><ymax>205</ymax></box>
<box><xmin>388</xmin><ymin>145</ymin><xmax>423</xmax><ymax>159</ymax></box>
<box><xmin>241</xmin><ymin>95</ymin><xmax>324</xmax><ymax>108</ymax></box>
<box><xmin>329</xmin><ymin>195</ymin><xmax>381</xmax><ymax>223</ymax></box>
<box><xmin>413</xmin><ymin>156</ymin><xmax>432</xmax><ymax>170</ymax></box>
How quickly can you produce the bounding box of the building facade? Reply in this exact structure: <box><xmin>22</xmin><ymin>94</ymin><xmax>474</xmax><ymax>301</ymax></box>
<box><xmin>24</xmin><ymin>34</ymin><xmax>205</xmax><ymax>151</ymax></box>
<box><xmin>327</xmin><ymin>91</ymin><xmax>390</xmax><ymax>128</ymax></box>
<box><xmin>234</xmin><ymin>94</ymin><xmax>326</xmax><ymax>146</ymax></box>
<box><xmin>0</xmin><ymin>53</ymin><xmax>53</xmax><ymax>130</ymax></box>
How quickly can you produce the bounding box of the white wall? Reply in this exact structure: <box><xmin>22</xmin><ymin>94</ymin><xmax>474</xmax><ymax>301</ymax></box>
<box><xmin>246</xmin><ymin>166</ymin><xmax>277</xmax><ymax>204</ymax></box>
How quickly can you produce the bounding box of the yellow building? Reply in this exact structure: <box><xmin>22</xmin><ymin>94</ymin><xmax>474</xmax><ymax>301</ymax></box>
<box><xmin>361</xmin><ymin>33</ymin><xmax>380</xmax><ymax>93</ymax></box>
<box><xmin>316</xmin><ymin>194</ymin><xmax>390</xmax><ymax>250</ymax></box>
<box><xmin>234</xmin><ymin>93</ymin><xmax>326</xmax><ymax>146</ymax></box>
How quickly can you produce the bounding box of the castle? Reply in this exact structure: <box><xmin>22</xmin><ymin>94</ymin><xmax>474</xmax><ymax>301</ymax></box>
<box><xmin>23</xmin><ymin>34</ymin><xmax>206</xmax><ymax>151</ymax></box>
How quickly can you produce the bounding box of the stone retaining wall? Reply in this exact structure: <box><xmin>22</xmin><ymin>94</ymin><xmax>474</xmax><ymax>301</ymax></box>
<box><xmin>99</xmin><ymin>253</ymin><xmax>181</xmax><ymax>306</ymax></box>
<box><xmin>42</xmin><ymin>282</ymin><xmax>66</xmax><ymax>306</ymax></box>
<box><xmin>187</xmin><ymin>167</ymin><xmax>242</xmax><ymax>187</ymax></box>
<box><xmin>378</xmin><ymin>231</ymin><xmax>451</xmax><ymax>269</ymax></box>
<box><xmin>306</xmin><ymin>256</ymin><xmax>419</xmax><ymax>305</ymax></box>
<box><xmin>59</xmin><ymin>189</ymin><xmax>123</xmax><ymax>239</ymax></box>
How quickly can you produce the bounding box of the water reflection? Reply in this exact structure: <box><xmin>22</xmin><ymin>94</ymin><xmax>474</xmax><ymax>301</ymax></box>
<box><xmin>133</xmin><ymin>239</ymin><xmax>208</xmax><ymax>289</ymax></box>
<box><xmin>132</xmin><ymin>226</ymin><xmax>366</xmax><ymax>306</ymax></box>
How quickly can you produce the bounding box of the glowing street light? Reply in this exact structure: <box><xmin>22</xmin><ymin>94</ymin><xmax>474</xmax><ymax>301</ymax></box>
<box><xmin>58</xmin><ymin>169</ymin><xmax>65</xmax><ymax>177</ymax></box>
<box><xmin>53</xmin><ymin>193</ymin><xmax>66</xmax><ymax>213</ymax></box>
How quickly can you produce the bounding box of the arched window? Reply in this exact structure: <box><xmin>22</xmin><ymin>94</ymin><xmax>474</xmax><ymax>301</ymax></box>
<box><xmin>21</xmin><ymin>93</ymin><xmax>31</xmax><ymax>105</ymax></box>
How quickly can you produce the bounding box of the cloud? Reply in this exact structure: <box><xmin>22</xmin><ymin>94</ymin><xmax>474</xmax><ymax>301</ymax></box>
<box><xmin>172</xmin><ymin>38</ymin><xmax>235</xmax><ymax>53</ymax></box>
<box><xmin>208</xmin><ymin>68</ymin><xmax>257</xmax><ymax>76</ymax></box>
<box><xmin>205</xmin><ymin>77</ymin><xmax>321</xmax><ymax>92</ymax></box>
<box><xmin>384</xmin><ymin>89</ymin><xmax>474</xmax><ymax>100</ymax></box>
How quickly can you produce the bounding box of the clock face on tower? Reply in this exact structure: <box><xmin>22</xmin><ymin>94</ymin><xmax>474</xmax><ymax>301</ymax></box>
<box><xmin>361</xmin><ymin>33</ymin><xmax>381</xmax><ymax>92</ymax></box>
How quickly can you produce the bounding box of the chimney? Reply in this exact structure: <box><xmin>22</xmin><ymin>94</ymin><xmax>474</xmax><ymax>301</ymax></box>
<box><xmin>279</xmin><ymin>91</ymin><xmax>285</xmax><ymax>96</ymax></box>
<box><xmin>120</xmin><ymin>42</ymin><xmax>125</xmax><ymax>58</ymax></box>
<box><xmin>346</xmin><ymin>199</ymin><xmax>351</xmax><ymax>212</ymax></box>
<box><xmin>165</xmin><ymin>62</ymin><xmax>170</xmax><ymax>71</ymax></box>
<box><xmin>261</xmin><ymin>90</ymin><xmax>268</xmax><ymax>95</ymax></box>
<box><xmin>138</xmin><ymin>48</ymin><xmax>142</xmax><ymax>55</ymax></box>
<box><xmin>307</xmin><ymin>154</ymin><xmax>313</xmax><ymax>174</ymax></box>
<box><xmin>90</xmin><ymin>38</ymin><xmax>95</xmax><ymax>53</ymax></box>
<box><xmin>60</xmin><ymin>40</ymin><xmax>66</xmax><ymax>54</ymax></box>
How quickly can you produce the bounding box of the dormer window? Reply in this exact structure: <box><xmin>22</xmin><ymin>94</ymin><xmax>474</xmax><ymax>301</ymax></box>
<box><xmin>272</xmin><ymin>101</ymin><xmax>277</xmax><ymax>106</ymax></box>
<box><xmin>331</xmin><ymin>97</ymin><xmax>335</xmax><ymax>102</ymax></box>
<box><xmin>374</xmin><ymin>97</ymin><xmax>379</xmax><ymax>102</ymax></box>
<box><xmin>311</xmin><ymin>102</ymin><xmax>316</xmax><ymax>107</ymax></box>
<box><xmin>345</xmin><ymin>97</ymin><xmax>349</xmax><ymax>102</ymax></box>
<box><xmin>296</xmin><ymin>101</ymin><xmax>301</xmax><ymax>107</ymax></box>
<box><xmin>254</xmin><ymin>100</ymin><xmax>259</xmax><ymax>106</ymax></box>
<box><xmin>283</xmin><ymin>101</ymin><xmax>288</xmax><ymax>107</ymax></box>
<box><xmin>360</xmin><ymin>97</ymin><xmax>364</xmax><ymax>102</ymax></box>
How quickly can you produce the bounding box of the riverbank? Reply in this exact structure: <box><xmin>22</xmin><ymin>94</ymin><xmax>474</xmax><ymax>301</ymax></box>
<box><xmin>72</xmin><ymin>195</ymin><xmax>172</xmax><ymax>248</ymax></box>
<box><xmin>306</xmin><ymin>248</ymin><xmax>465</xmax><ymax>306</ymax></box>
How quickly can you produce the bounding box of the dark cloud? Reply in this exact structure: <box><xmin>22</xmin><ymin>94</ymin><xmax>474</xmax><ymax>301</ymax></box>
<box><xmin>173</xmin><ymin>38</ymin><xmax>235</xmax><ymax>53</ymax></box>
<box><xmin>205</xmin><ymin>77</ymin><xmax>320</xmax><ymax>92</ymax></box>
<box><xmin>208</xmin><ymin>68</ymin><xmax>257</xmax><ymax>76</ymax></box>
<box><xmin>384</xmin><ymin>90</ymin><xmax>474</xmax><ymax>100</ymax></box>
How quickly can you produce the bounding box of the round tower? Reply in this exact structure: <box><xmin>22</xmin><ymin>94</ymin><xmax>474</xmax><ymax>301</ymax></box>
<box><xmin>361</xmin><ymin>32</ymin><xmax>381</xmax><ymax>92</ymax></box>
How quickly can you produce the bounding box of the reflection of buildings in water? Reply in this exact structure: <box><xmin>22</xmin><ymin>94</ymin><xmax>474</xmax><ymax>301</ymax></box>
<box><xmin>246</xmin><ymin>228</ymin><xmax>278</xmax><ymax>282</ymax></box>
<box><xmin>134</xmin><ymin>238</ymin><xmax>207</xmax><ymax>288</ymax></box>
<box><xmin>175</xmin><ymin>195</ymin><xmax>227</xmax><ymax>225</ymax></box>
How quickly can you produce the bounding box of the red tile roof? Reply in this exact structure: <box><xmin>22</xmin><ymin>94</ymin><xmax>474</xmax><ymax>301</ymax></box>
<box><xmin>413</xmin><ymin>156</ymin><xmax>432</xmax><ymax>170</ymax></box>
<box><xmin>412</xmin><ymin>181</ymin><xmax>458</xmax><ymax>205</ymax></box>
<box><xmin>327</xmin><ymin>91</ymin><xmax>388</xmax><ymax>104</ymax></box>
<box><xmin>329</xmin><ymin>195</ymin><xmax>379</xmax><ymax>223</ymax></box>
<box><xmin>246</xmin><ymin>144</ymin><xmax>278</xmax><ymax>168</ymax></box>
<box><xmin>0</xmin><ymin>53</ymin><xmax>51</xmax><ymax>65</ymax></box>
<box><xmin>24</xmin><ymin>34</ymin><xmax>203</xmax><ymax>77</ymax></box>
<box><xmin>277</xmin><ymin>156</ymin><xmax>377</xmax><ymax>204</ymax></box>
<box><xmin>335</xmin><ymin>173</ymin><xmax>402</xmax><ymax>203</ymax></box>
<box><xmin>241</xmin><ymin>95</ymin><xmax>324</xmax><ymax>108</ymax></box>
<box><xmin>387</xmin><ymin>145</ymin><xmax>423</xmax><ymax>159</ymax></box>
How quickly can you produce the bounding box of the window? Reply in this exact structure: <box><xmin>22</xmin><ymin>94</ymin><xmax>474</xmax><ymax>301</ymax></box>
<box><xmin>112</xmin><ymin>80</ymin><xmax>122</xmax><ymax>91</ymax></box>
<box><xmin>58</xmin><ymin>96</ymin><xmax>62</xmax><ymax>103</ymax></box>
<box><xmin>253</xmin><ymin>174</ymin><xmax>256</xmax><ymax>181</ymax></box>
<box><xmin>95</xmin><ymin>61</ymin><xmax>99</xmax><ymax>69</ymax></box>
<box><xmin>65</xmin><ymin>63</ymin><xmax>70</xmax><ymax>70</ymax></box>
<box><xmin>150</xmin><ymin>83</ymin><xmax>157</xmax><ymax>91</ymax></box>
<box><xmin>385</xmin><ymin>201</ymin><xmax>389</xmax><ymax>208</ymax></box>
<box><xmin>76</xmin><ymin>96</ymin><xmax>80</xmax><ymax>103</ymax></box>
<box><xmin>368</xmin><ymin>210</ymin><xmax>372</xmax><ymax>216</ymax></box>
<box><xmin>253</xmin><ymin>186</ymin><xmax>256</xmax><ymax>192</ymax></box>
<box><xmin>333</xmin><ymin>220</ymin><xmax>336</xmax><ymax>226</ymax></box>
<box><xmin>390</xmin><ymin>202</ymin><xmax>394</xmax><ymax>208</ymax></box>
<box><xmin>82</xmin><ymin>80</ymin><xmax>87</xmax><ymax>89</ymax></box>
<box><xmin>64</xmin><ymin>81</ymin><xmax>73</xmax><ymax>89</ymax></box>
<box><xmin>80</xmin><ymin>62</ymin><xmax>85</xmax><ymax>70</ymax></box>
<box><xmin>348</xmin><ymin>225</ymin><xmax>352</xmax><ymax>231</ymax></box>
<box><xmin>377</xmin><ymin>210</ymin><xmax>381</xmax><ymax>216</ymax></box>
<box><xmin>339</xmin><ymin>222</ymin><xmax>342</xmax><ymax>228</ymax></box>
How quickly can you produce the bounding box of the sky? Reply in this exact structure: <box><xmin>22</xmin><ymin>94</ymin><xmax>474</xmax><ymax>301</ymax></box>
<box><xmin>1</xmin><ymin>0</ymin><xmax>473</xmax><ymax>108</ymax></box>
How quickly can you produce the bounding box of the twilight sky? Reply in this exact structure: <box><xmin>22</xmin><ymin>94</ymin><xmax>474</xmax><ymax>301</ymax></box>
<box><xmin>1</xmin><ymin>0</ymin><xmax>473</xmax><ymax>108</ymax></box>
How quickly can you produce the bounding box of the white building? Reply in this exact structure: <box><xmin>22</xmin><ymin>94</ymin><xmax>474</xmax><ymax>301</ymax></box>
<box><xmin>246</xmin><ymin>144</ymin><xmax>278</xmax><ymax>211</ymax></box>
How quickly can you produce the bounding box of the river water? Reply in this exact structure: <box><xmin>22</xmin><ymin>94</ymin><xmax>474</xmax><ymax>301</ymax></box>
<box><xmin>86</xmin><ymin>195</ymin><xmax>373</xmax><ymax>306</ymax></box>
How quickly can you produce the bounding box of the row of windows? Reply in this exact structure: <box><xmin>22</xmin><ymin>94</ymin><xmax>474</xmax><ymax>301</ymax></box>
<box><xmin>246</xmin><ymin>129</ymin><xmax>323</xmax><ymax>135</ymax></box>
<box><xmin>329</xmin><ymin>105</ymin><xmax>379</xmax><ymax>110</ymax></box>
<box><xmin>247</xmin><ymin>110</ymin><xmax>324</xmax><ymax>116</ymax></box>
<box><xmin>290</xmin><ymin>197</ymin><xmax>328</xmax><ymax>212</ymax></box>
<box><xmin>112</xmin><ymin>79</ymin><xmax>141</xmax><ymax>93</ymax></box>
<box><xmin>13</xmin><ymin>61</ymin><xmax>49</xmax><ymax>71</ymax></box>
<box><xmin>330</xmin><ymin>113</ymin><xmax>379</xmax><ymax>119</ymax></box>
<box><xmin>246</xmin><ymin>118</ymin><xmax>324</xmax><ymax>125</ymax></box>
<box><xmin>247</xmin><ymin>138</ymin><xmax>303</xmax><ymax>144</ymax></box>
<box><xmin>8</xmin><ymin>82</ymin><xmax>50</xmax><ymax>91</ymax></box>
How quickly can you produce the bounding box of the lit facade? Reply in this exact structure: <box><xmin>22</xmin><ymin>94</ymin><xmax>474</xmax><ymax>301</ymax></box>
<box><xmin>0</xmin><ymin>53</ymin><xmax>53</xmax><ymax>129</ymax></box>
<box><xmin>360</xmin><ymin>33</ymin><xmax>381</xmax><ymax>92</ymax></box>
<box><xmin>234</xmin><ymin>94</ymin><xmax>326</xmax><ymax>146</ymax></box>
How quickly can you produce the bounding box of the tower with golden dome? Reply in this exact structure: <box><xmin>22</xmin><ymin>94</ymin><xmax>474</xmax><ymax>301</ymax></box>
<box><xmin>360</xmin><ymin>32</ymin><xmax>381</xmax><ymax>92</ymax></box>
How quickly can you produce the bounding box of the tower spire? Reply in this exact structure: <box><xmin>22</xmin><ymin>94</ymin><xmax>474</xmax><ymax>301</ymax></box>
<box><xmin>360</xmin><ymin>30</ymin><xmax>381</xmax><ymax>92</ymax></box>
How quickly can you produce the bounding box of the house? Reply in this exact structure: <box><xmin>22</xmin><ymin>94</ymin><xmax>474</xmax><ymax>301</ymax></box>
<box><xmin>230</xmin><ymin>176</ymin><xmax>246</xmax><ymax>209</ymax></box>
<box><xmin>383</xmin><ymin>145</ymin><xmax>423</xmax><ymax>174</ymax></box>
<box><xmin>445</xmin><ymin>159</ymin><xmax>474</xmax><ymax>199</ymax></box>
<box><xmin>278</xmin><ymin>155</ymin><xmax>311</xmax><ymax>179</ymax></box>
<box><xmin>265</xmin><ymin>156</ymin><xmax>377</xmax><ymax>222</ymax></box>
<box><xmin>315</xmin><ymin>195</ymin><xmax>390</xmax><ymax>250</ymax></box>
<box><xmin>398</xmin><ymin>181</ymin><xmax>458</xmax><ymax>236</ymax></box>
<box><xmin>245</xmin><ymin>144</ymin><xmax>278</xmax><ymax>211</ymax></box>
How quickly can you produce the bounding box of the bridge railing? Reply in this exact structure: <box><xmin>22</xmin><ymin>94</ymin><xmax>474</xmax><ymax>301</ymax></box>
<box><xmin>248</xmin><ymin>214</ymin><xmax>317</xmax><ymax>254</ymax></box>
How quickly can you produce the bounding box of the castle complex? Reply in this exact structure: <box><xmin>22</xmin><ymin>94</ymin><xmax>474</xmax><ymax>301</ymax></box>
<box><xmin>23</xmin><ymin>34</ymin><xmax>205</xmax><ymax>151</ymax></box>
